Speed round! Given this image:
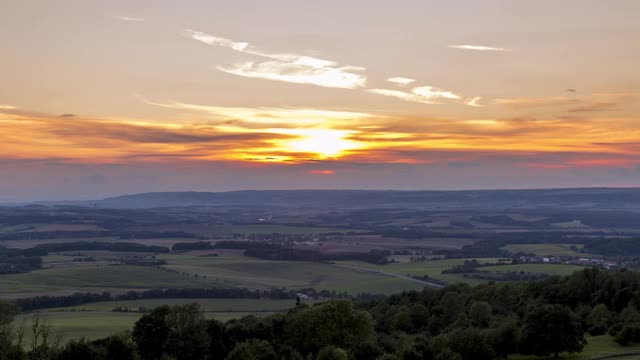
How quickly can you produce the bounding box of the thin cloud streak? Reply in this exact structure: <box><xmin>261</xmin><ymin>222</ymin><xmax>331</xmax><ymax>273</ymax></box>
<box><xmin>465</xmin><ymin>97</ymin><xmax>484</xmax><ymax>107</ymax></box>
<box><xmin>369</xmin><ymin>86</ymin><xmax>462</xmax><ymax>104</ymax></box>
<box><xmin>449</xmin><ymin>45</ymin><xmax>507</xmax><ymax>51</ymax></box>
<box><xmin>218</xmin><ymin>61</ymin><xmax>366</xmax><ymax>89</ymax></box>
<box><xmin>387</xmin><ymin>77</ymin><xmax>416</xmax><ymax>85</ymax></box>
<box><xmin>185</xmin><ymin>30</ymin><xmax>366</xmax><ymax>89</ymax></box>
<box><xmin>113</xmin><ymin>16</ymin><xmax>145</xmax><ymax>22</ymax></box>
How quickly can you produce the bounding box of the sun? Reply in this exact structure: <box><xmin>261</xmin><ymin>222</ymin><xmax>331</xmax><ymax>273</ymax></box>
<box><xmin>281</xmin><ymin>129</ymin><xmax>362</xmax><ymax>158</ymax></box>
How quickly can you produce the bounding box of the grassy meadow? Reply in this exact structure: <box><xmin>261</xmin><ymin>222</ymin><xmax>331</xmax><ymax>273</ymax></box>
<box><xmin>0</xmin><ymin>264</ymin><xmax>219</xmax><ymax>298</ymax></box>
<box><xmin>16</xmin><ymin>298</ymin><xmax>312</xmax><ymax>346</ymax></box>
<box><xmin>502</xmin><ymin>243</ymin><xmax>588</xmax><ymax>257</ymax></box>
<box><xmin>160</xmin><ymin>254</ymin><xmax>424</xmax><ymax>294</ymax></box>
<box><xmin>0</xmin><ymin>251</ymin><xmax>590</xmax><ymax>299</ymax></box>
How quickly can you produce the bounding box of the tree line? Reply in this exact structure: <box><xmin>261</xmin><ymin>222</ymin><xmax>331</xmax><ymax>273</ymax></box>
<box><xmin>5</xmin><ymin>268</ymin><xmax>640</xmax><ymax>359</ymax></box>
<box><xmin>12</xmin><ymin>287</ymin><xmax>362</xmax><ymax>313</ymax></box>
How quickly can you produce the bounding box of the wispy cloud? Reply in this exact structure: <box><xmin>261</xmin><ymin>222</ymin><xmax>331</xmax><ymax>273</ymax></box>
<box><xmin>113</xmin><ymin>16</ymin><xmax>144</xmax><ymax>22</ymax></box>
<box><xmin>449</xmin><ymin>45</ymin><xmax>506</xmax><ymax>52</ymax></box>
<box><xmin>184</xmin><ymin>30</ymin><xmax>366</xmax><ymax>89</ymax></box>
<box><xmin>387</xmin><ymin>77</ymin><xmax>416</xmax><ymax>85</ymax></box>
<box><xmin>368</xmin><ymin>86</ymin><xmax>461</xmax><ymax>104</ymax></box>
<box><xmin>218</xmin><ymin>61</ymin><xmax>366</xmax><ymax>89</ymax></box>
<box><xmin>465</xmin><ymin>97</ymin><xmax>484</xmax><ymax>107</ymax></box>
<box><xmin>186</xmin><ymin>31</ymin><xmax>250</xmax><ymax>51</ymax></box>
<box><xmin>0</xmin><ymin>105</ymin><xmax>16</xmax><ymax>110</ymax></box>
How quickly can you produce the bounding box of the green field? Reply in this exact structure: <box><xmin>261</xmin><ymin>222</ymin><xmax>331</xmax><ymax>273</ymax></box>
<box><xmin>0</xmin><ymin>254</ymin><xmax>426</xmax><ymax>298</ymax></box>
<box><xmin>17</xmin><ymin>312</ymin><xmax>140</xmax><ymax>346</ymax></box>
<box><xmin>513</xmin><ymin>335</ymin><xmax>640</xmax><ymax>359</ymax></box>
<box><xmin>336</xmin><ymin>258</ymin><xmax>508</xmax><ymax>285</ymax></box>
<box><xmin>334</xmin><ymin>258</ymin><xmax>588</xmax><ymax>285</ymax></box>
<box><xmin>17</xmin><ymin>298</ymin><xmax>308</xmax><ymax>346</ymax></box>
<box><xmin>0</xmin><ymin>265</ymin><xmax>219</xmax><ymax>297</ymax></box>
<box><xmin>162</xmin><ymin>255</ymin><xmax>424</xmax><ymax>294</ymax></box>
<box><xmin>0</xmin><ymin>252</ymin><xmax>589</xmax><ymax>300</ymax></box>
<box><xmin>502</xmin><ymin>243</ymin><xmax>588</xmax><ymax>257</ymax></box>
<box><xmin>52</xmin><ymin>298</ymin><xmax>302</xmax><ymax>312</ymax></box>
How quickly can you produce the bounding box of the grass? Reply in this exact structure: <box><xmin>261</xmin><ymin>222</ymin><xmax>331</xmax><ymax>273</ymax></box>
<box><xmin>502</xmin><ymin>244</ymin><xmax>588</xmax><ymax>257</ymax></box>
<box><xmin>162</xmin><ymin>255</ymin><xmax>424</xmax><ymax>294</ymax></box>
<box><xmin>0</xmin><ymin>253</ymin><xmax>427</xmax><ymax>298</ymax></box>
<box><xmin>334</xmin><ymin>258</ymin><xmax>587</xmax><ymax>285</ymax></box>
<box><xmin>513</xmin><ymin>335</ymin><xmax>640</xmax><ymax>359</ymax></box>
<box><xmin>0</xmin><ymin>265</ymin><xmax>220</xmax><ymax>297</ymax></box>
<box><xmin>17</xmin><ymin>312</ymin><xmax>266</xmax><ymax>346</ymax></box>
<box><xmin>16</xmin><ymin>298</ymin><xmax>313</xmax><ymax>345</ymax></box>
<box><xmin>17</xmin><ymin>312</ymin><xmax>141</xmax><ymax>346</ymax></box>
<box><xmin>0</xmin><ymin>252</ymin><xmax>588</xmax><ymax>299</ymax></box>
<box><xmin>336</xmin><ymin>258</ymin><xmax>508</xmax><ymax>285</ymax></box>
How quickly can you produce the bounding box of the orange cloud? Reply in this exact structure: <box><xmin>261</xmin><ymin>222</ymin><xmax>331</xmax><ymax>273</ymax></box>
<box><xmin>1</xmin><ymin>105</ymin><xmax>639</xmax><ymax>171</ymax></box>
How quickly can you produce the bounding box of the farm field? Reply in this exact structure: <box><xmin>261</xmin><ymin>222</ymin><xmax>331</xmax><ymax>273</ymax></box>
<box><xmin>335</xmin><ymin>258</ymin><xmax>507</xmax><ymax>285</ymax></box>
<box><xmin>502</xmin><ymin>243</ymin><xmax>589</xmax><ymax>257</ymax></box>
<box><xmin>335</xmin><ymin>258</ymin><xmax>588</xmax><ymax>285</ymax></box>
<box><xmin>0</xmin><ymin>250</ymin><xmax>591</xmax><ymax>301</ymax></box>
<box><xmin>17</xmin><ymin>298</ymin><xmax>311</xmax><ymax>345</ymax></box>
<box><xmin>0</xmin><ymin>265</ymin><xmax>218</xmax><ymax>298</ymax></box>
<box><xmin>17</xmin><ymin>312</ymin><xmax>140</xmax><ymax>346</ymax></box>
<box><xmin>0</xmin><ymin>253</ymin><xmax>427</xmax><ymax>298</ymax></box>
<box><xmin>161</xmin><ymin>254</ymin><xmax>424</xmax><ymax>294</ymax></box>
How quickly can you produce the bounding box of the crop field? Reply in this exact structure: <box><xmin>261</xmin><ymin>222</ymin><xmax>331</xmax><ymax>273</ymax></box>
<box><xmin>0</xmin><ymin>265</ymin><xmax>218</xmax><ymax>298</ymax></box>
<box><xmin>16</xmin><ymin>298</ymin><xmax>313</xmax><ymax>345</ymax></box>
<box><xmin>335</xmin><ymin>258</ymin><xmax>507</xmax><ymax>285</ymax></box>
<box><xmin>0</xmin><ymin>253</ymin><xmax>427</xmax><ymax>298</ymax></box>
<box><xmin>161</xmin><ymin>255</ymin><xmax>424</xmax><ymax>294</ymax></box>
<box><xmin>502</xmin><ymin>243</ymin><xmax>588</xmax><ymax>257</ymax></box>
<box><xmin>0</xmin><ymin>249</ymin><xmax>591</xmax><ymax>301</ymax></box>
<box><xmin>16</xmin><ymin>312</ymin><xmax>264</xmax><ymax>346</ymax></box>
<box><xmin>334</xmin><ymin>258</ymin><xmax>588</xmax><ymax>285</ymax></box>
<box><xmin>17</xmin><ymin>312</ymin><xmax>141</xmax><ymax>346</ymax></box>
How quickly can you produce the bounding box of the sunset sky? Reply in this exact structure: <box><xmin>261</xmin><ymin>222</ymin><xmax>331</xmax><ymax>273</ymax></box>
<box><xmin>1</xmin><ymin>0</ymin><xmax>639</xmax><ymax>201</ymax></box>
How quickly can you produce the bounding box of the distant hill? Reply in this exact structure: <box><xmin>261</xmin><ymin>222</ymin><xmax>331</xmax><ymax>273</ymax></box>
<box><xmin>40</xmin><ymin>188</ymin><xmax>640</xmax><ymax>210</ymax></box>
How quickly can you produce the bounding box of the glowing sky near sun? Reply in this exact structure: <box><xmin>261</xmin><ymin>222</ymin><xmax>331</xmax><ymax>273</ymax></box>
<box><xmin>1</xmin><ymin>0</ymin><xmax>639</xmax><ymax>201</ymax></box>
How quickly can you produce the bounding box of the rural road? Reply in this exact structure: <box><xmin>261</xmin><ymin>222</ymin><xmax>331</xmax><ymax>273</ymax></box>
<box><xmin>335</xmin><ymin>264</ymin><xmax>445</xmax><ymax>288</ymax></box>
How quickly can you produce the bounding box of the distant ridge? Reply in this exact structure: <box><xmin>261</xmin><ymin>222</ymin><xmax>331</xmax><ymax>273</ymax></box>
<box><xmin>37</xmin><ymin>188</ymin><xmax>640</xmax><ymax>210</ymax></box>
